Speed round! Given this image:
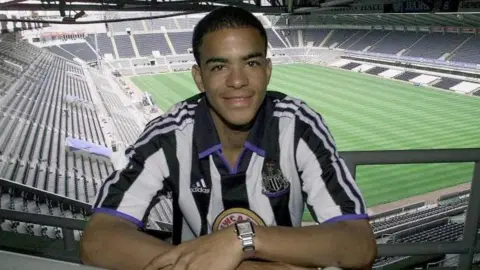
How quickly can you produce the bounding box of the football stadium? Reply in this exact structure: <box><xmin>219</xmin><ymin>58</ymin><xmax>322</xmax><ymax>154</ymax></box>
<box><xmin>0</xmin><ymin>0</ymin><xmax>480</xmax><ymax>268</ymax></box>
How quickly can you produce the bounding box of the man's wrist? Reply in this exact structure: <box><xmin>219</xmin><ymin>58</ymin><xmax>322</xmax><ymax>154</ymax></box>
<box><xmin>234</xmin><ymin>220</ymin><xmax>257</xmax><ymax>260</ymax></box>
<box><xmin>226</xmin><ymin>224</ymin><xmax>245</xmax><ymax>261</ymax></box>
<box><xmin>230</xmin><ymin>221</ymin><xmax>256</xmax><ymax>260</ymax></box>
<box><xmin>251</xmin><ymin>224</ymin><xmax>264</xmax><ymax>257</ymax></box>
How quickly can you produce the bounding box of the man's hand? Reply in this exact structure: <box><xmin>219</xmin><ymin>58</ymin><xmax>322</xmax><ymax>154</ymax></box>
<box><xmin>144</xmin><ymin>226</ymin><xmax>243</xmax><ymax>270</ymax></box>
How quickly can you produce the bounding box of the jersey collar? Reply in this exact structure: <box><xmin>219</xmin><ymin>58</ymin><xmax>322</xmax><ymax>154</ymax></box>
<box><xmin>194</xmin><ymin>93</ymin><xmax>272</xmax><ymax>159</ymax></box>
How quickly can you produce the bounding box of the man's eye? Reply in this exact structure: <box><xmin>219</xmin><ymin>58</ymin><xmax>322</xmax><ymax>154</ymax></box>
<box><xmin>247</xmin><ymin>61</ymin><xmax>260</xmax><ymax>67</ymax></box>
<box><xmin>211</xmin><ymin>65</ymin><xmax>224</xmax><ymax>71</ymax></box>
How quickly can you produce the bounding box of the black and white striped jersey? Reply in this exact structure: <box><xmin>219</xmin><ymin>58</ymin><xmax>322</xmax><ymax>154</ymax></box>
<box><xmin>93</xmin><ymin>91</ymin><xmax>368</xmax><ymax>245</ymax></box>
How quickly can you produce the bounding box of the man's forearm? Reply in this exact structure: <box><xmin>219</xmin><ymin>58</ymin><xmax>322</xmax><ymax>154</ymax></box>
<box><xmin>254</xmin><ymin>220</ymin><xmax>376</xmax><ymax>269</ymax></box>
<box><xmin>80</xmin><ymin>218</ymin><xmax>174</xmax><ymax>270</ymax></box>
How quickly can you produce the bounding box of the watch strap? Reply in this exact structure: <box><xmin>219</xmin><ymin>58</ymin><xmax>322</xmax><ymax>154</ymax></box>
<box><xmin>235</xmin><ymin>220</ymin><xmax>256</xmax><ymax>259</ymax></box>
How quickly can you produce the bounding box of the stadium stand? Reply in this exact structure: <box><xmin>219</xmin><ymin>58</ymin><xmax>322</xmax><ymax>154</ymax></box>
<box><xmin>60</xmin><ymin>43</ymin><xmax>97</xmax><ymax>62</ymax></box>
<box><xmin>323</xmin><ymin>29</ymin><xmax>358</xmax><ymax>48</ymax></box>
<box><xmin>114</xmin><ymin>35</ymin><xmax>136</xmax><ymax>58</ymax></box>
<box><xmin>134</xmin><ymin>33</ymin><xmax>172</xmax><ymax>56</ymax></box>
<box><xmin>369</xmin><ymin>31</ymin><xmax>424</xmax><ymax>55</ymax></box>
<box><xmin>0</xmin><ymin>36</ymin><xmax>173</xmax><ymax>259</ymax></box>
<box><xmin>85</xmin><ymin>34</ymin><xmax>115</xmax><ymax>59</ymax></box>
<box><xmin>281</xmin><ymin>29</ymin><xmax>299</xmax><ymax>47</ymax></box>
<box><xmin>46</xmin><ymin>46</ymin><xmax>75</xmax><ymax>61</ymax></box>
<box><xmin>437</xmin><ymin>189</ymin><xmax>470</xmax><ymax>203</ymax></box>
<box><xmin>86</xmin><ymin>70</ymin><xmax>143</xmax><ymax>146</ymax></box>
<box><xmin>168</xmin><ymin>31</ymin><xmax>193</xmax><ymax>54</ymax></box>
<box><xmin>450</xmin><ymin>35</ymin><xmax>480</xmax><ymax>64</ymax></box>
<box><xmin>370</xmin><ymin>196</ymin><xmax>468</xmax><ymax>234</ymax></box>
<box><xmin>432</xmin><ymin>77</ymin><xmax>464</xmax><ymax>91</ymax></box>
<box><xmin>0</xmin><ymin>52</ymin><xmax>114</xmax><ymax>200</ymax></box>
<box><xmin>266</xmin><ymin>29</ymin><xmax>286</xmax><ymax>48</ymax></box>
<box><xmin>347</xmin><ymin>31</ymin><xmax>389</xmax><ymax>51</ymax></box>
<box><xmin>0</xmin><ymin>178</ymin><xmax>89</xmax><ymax>241</ymax></box>
<box><xmin>110</xmin><ymin>20</ymin><xmax>144</xmax><ymax>33</ymax></box>
<box><xmin>145</xmin><ymin>18</ymin><xmax>178</xmax><ymax>30</ymax></box>
<box><xmin>337</xmin><ymin>30</ymin><xmax>369</xmax><ymax>49</ymax></box>
<box><xmin>374</xmin><ymin>219</ymin><xmax>465</xmax><ymax>268</ymax></box>
<box><xmin>340</xmin><ymin>62</ymin><xmax>361</xmax><ymax>70</ymax></box>
<box><xmin>303</xmin><ymin>29</ymin><xmax>330</xmax><ymax>46</ymax></box>
<box><xmin>110</xmin><ymin>112</ymin><xmax>142</xmax><ymax>144</ymax></box>
<box><xmin>365</xmin><ymin>66</ymin><xmax>388</xmax><ymax>75</ymax></box>
<box><xmin>394</xmin><ymin>222</ymin><xmax>464</xmax><ymax>244</ymax></box>
<box><xmin>42</xmin><ymin>25</ymin><xmax>480</xmax><ymax>70</ymax></box>
<box><xmin>0</xmin><ymin>39</ymin><xmax>103</xmax><ymax>211</ymax></box>
<box><xmin>404</xmin><ymin>33</ymin><xmax>469</xmax><ymax>59</ymax></box>
<box><xmin>394</xmin><ymin>71</ymin><xmax>421</xmax><ymax>81</ymax></box>
<box><xmin>176</xmin><ymin>17</ymin><xmax>201</xmax><ymax>29</ymax></box>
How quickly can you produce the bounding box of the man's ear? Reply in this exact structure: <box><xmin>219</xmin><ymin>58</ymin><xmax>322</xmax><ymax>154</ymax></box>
<box><xmin>192</xmin><ymin>64</ymin><xmax>205</xmax><ymax>93</ymax></box>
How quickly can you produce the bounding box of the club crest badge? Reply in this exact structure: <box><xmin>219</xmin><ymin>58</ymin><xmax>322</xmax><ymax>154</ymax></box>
<box><xmin>212</xmin><ymin>208</ymin><xmax>266</xmax><ymax>232</ymax></box>
<box><xmin>261</xmin><ymin>160</ymin><xmax>290</xmax><ymax>198</ymax></box>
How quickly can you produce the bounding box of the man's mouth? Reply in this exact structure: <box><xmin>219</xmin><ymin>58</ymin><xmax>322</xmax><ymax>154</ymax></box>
<box><xmin>223</xmin><ymin>96</ymin><xmax>253</xmax><ymax>107</ymax></box>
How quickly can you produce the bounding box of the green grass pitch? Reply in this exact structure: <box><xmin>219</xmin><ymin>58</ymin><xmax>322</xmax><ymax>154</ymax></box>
<box><xmin>131</xmin><ymin>63</ymin><xmax>480</xmax><ymax>221</ymax></box>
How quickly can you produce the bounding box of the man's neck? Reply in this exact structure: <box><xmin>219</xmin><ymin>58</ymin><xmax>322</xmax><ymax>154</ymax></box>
<box><xmin>209</xmin><ymin>108</ymin><xmax>255</xmax><ymax>169</ymax></box>
<box><xmin>210</xmin><ymin>111</ymin><xmax>250</xmax><ymax>152</ymax></box>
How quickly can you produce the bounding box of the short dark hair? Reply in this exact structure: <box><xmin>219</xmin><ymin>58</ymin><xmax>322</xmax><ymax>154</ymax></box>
<box><xmin>192</xmin><ymin>6</ymin><xmax>268</xmax><ymax>66</ymax></box>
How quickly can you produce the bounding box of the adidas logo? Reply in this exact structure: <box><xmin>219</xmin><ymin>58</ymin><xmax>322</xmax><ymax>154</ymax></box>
<box><xmin>191</xmin><ymin>179</ymin><xmax>210</xmax><ymax>194</ymax></box>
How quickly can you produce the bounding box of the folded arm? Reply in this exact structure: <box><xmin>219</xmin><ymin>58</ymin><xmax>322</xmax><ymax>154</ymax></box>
<box><xmin>250</xmin><ymin>104</ymin><xmax>377</xmax><ymax>269</ymax></box>
<box><xmin>80</xmin><ymin>213</ymin><xmax>174</xmax><ymax>270</ymax></box>
<box><xmin>81</xmin><ymin>134</ymin><xmax>174</xmax><ymax>269</ymax></box>
<box><xmin>254</xmin><ymin>220</ymin><xmax>376</xmax><ymax>269</ymax></box>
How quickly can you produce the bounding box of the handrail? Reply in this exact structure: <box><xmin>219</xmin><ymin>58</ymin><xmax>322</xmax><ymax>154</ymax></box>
<box><xmin>0</xmin><ymin>177</ymin><xmax>91</xmax><ymax>211</ymax></box>
<box><xmin>0</xmin><ymin>250</ymin><xmax>102</xmax><ymax>270</ymax></box>
<box><xmin>340</xmin><ymin>148</ymin><xmax>480</xmax><ymax>270</ymax></box>
<box><xmin>0</xmin><ymin>209</ymin><xmax>86</xmax><ymax>230</ymax></box>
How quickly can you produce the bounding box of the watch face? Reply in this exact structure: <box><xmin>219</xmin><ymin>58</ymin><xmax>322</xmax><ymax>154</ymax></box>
<box><xmin>237</xmin><ymin>222</ymin><xmax>252</xmax><ymax>235</ymax></box>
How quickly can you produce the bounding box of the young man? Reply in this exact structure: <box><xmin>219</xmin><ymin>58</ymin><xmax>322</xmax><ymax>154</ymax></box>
<box><xmin>80</xmin><ymin>6</ymin><xmax>376</xmax><ymax>270</ymax></box>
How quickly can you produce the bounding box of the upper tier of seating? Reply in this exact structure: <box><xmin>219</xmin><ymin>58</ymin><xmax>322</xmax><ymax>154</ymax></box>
<box><xmin>60</xmin><ymin>43</ymin><xmax>97</xmax><ymax>62</ymax></box>
<box><xmin>134</xmin><ymin>33</ymin><xmax>172</xmax><ymax>56</ymax></box>
<box><xmin>450</xmin><ymin>35</ymin><xmax>480</xmax><ymax>64</ymax></box>
<box><xmin>168</xmin><ymin>31</ymin><xmax>192</xmax><ymax>54</ymax></box>
<box><xmin>85</xmin><ymin>34</ymin><xmax>115</xmax><ymax>58</ymax></box>
<box><xmin>47</xmin><ymin>27</ymin><xmax>480</xmax><ymax>65</ymax></box>
<box><xmin>404</xmin><ymin>33</ymin><xmax>469</xmax><ymax>59</ymax></box>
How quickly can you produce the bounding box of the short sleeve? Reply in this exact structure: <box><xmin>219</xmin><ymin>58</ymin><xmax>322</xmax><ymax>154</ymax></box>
<box><xmin>294</xmin><ymin>104</ymin><xmax>368</xmax><ymax>224</ymax></box>
<box><xmin>93</xmin><ymin>137</ymin><xmax>170</xmax><ymax>228</ymax></box>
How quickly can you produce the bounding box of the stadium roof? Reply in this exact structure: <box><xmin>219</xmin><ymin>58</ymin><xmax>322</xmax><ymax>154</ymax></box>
<box><xmin>273</xmin><ymin>13</ymin><xmax>480</xmax><ymax>27</ymax></box>
<box><xmin>0</xmin><ymin>0</ymin><xmax>286</xmax><ymax>13</ymax></box>
<box><xmin>0</xmin><ymin>0</ymin><xmax>479</xmax><ymax>28</ymax></box>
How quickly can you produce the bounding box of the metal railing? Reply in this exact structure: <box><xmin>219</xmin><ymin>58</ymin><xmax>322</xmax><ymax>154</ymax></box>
<box><xmin>0</xmin><ymin>250</ymin><xmax>102</xmax><ymax>270</ymax></box>
<box><xmin>342</xmin><ymin>148</ymin><xmax>480</xmax><ymax>269</ymax></box>
<box><xmin>0</xmin><ymin>148</ymin><xmax>479</xmax><ymax>269</ymax></box>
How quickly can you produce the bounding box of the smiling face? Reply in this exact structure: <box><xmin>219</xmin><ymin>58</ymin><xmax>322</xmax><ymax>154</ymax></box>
<box><xmin>192</xmin><ymin>27</ymin><xmax>272</xmax><ymax>127</ymax></box>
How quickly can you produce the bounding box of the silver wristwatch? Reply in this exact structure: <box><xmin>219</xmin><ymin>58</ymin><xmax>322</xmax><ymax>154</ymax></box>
<box><xmin>235</xmin><ymin>220</ymin><xmax>256</xmax><ymax>258</ymax></box>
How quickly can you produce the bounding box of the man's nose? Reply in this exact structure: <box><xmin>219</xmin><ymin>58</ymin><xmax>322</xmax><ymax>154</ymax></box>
<box><xmin>226</xmin><ymin>67</ymin><xmax>248</xmax><ymax>89</ymax></box>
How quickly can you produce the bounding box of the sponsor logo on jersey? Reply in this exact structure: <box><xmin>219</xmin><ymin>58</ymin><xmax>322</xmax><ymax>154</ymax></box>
<box><xmin>212</xmin><ymin>208</ymin><xmax>266</xmax><ymax>231</ymax></box>
<box><xmin>191</xmin><ymin>179</ymin><xmax>210</xmax><ymax>194</ymax></box>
